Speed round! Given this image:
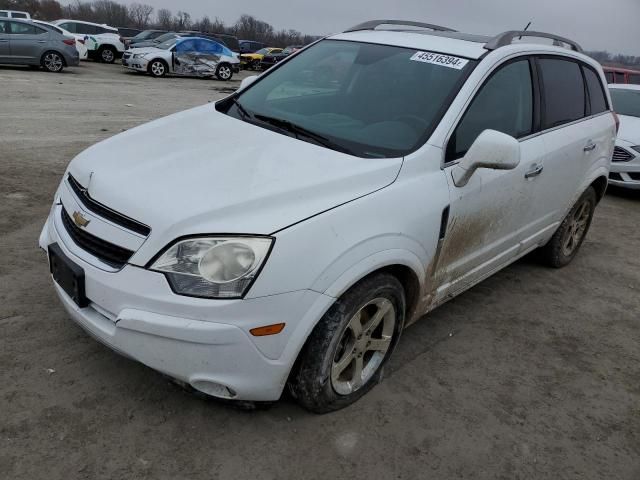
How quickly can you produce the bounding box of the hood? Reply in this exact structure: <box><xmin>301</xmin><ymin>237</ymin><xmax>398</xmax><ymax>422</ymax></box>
<box><xmin>618</xmin><ymin>114</ymin><xmax>640</xmax><ymax>145</ymax></box>
<box><xmin>68</xmin><ymin>104</ymin><xmax>402</xmax><ymax>254</ymax></box>
<box><xmin>126</xmin><ymin>46</ymin><xmax>162</xmax><ymax>54</ymax></box>
<box><xmin>127</xmin><ymin>41</ymin><xmax>160</xmax><ymax>49</ymax></box>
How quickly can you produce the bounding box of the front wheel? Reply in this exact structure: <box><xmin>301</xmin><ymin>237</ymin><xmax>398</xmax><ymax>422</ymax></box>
<box><xmin>540</xmin><ymin>187</ymin><xmax>597</xmax><ymax>268</ymax></box>
<box><xmin>215</xmin><ymin>63</ymin><xmax>233</xmax><ymax>81</ymax></box>
<box><xmin>148</xmin><ymin>59</ymin><xmax>167</xmax><ymax>77</ymax></box>
<box><xmin>289</xmin><ymin>273</ymin><xmax>405</xmax><ymax>413</ymax></box>
<box><xmin>41</xmin><ymin>51</ymin><xmax>64</xmax><ymax>72</ymax></box>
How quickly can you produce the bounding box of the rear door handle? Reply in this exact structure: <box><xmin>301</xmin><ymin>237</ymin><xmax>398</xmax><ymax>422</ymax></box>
<box><xmin>0</xmin><ymin>39</ymin><xmax>9</xmax><ymax>43</ymax></box>
<box><xmin>584</xmin><ymin>141</ymin><xmax>597</xmax><ymax>152</ymax></box>
<box><xmin>525</xmin><ymin>164</ymin><xmax>544</xmax><ymax>179</ymax></box>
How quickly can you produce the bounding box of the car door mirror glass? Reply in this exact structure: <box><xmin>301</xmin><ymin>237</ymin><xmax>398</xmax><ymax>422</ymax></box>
<box><xmin>452</xmin><ymin>129</ymin><xmax>521</xmax><ymax>187</ymax></box>
<box><xmin>238</xmin><ymin>75</ymin><xmax>258</xmax><ymax>91</ymax></box>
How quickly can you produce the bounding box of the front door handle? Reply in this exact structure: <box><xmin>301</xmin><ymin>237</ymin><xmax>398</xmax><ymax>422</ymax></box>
<box><xmin>38</xmin><ymin>40</ymin><xmax>47</xmax><ymax>44</ymax></box>
<box><xmin>525</xmin><ymin>164</ymin><xmax>544</xmax><ymax>179</ymax></box>
<box><xmin>584</xmin><ymin>141</ymin><xmax>597</xmax><ymax>152</ymax></box>
<box><xmin>0</xmin><ymin>39</ymin><xmax>9</xmax><ymax>43</ymax></box>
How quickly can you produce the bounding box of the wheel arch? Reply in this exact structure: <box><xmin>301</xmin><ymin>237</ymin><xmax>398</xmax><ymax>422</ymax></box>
<box><xmin>590</xmin><ymin>175</ymin><xmax>608</xmax><ymax>203</ymax></box>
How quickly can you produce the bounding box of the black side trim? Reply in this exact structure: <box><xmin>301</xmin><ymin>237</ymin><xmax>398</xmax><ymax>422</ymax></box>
<box><xmin>439</xmin><ymin>206</ymin><xmax>450</xmax><ymax>240</ymax></box>
<box><xmin>61</xmin><ymin>207</ymin><xmax>134</xmax><ymax>269</ymax></box>
<box><xmin>67</xmin><ymin>174</ymin><xmax>151</xmax><ymax>236</ymax></box>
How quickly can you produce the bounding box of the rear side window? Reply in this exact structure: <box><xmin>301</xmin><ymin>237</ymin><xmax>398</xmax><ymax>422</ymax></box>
<box><xmin>538</xmin><ymin>58</ymin><xmax>586</xmax><ymax>128</ymax></box>
<box><xmin>0</xmin><ymin>12</ymin><xmax>7</xmax><ymax>17</ymax></box>
<box><xmin>446</xmin><ymin>60</ymin><xmax>533</xmax><ymax>161</ymax></box>
<box><xmin>9</xmin><ymin>22</ymin><xmax>44</xmax><ymax>34</ymax></box>
<box><xmin>583</xmin><ymin>67</ymin><xmax>608</xmax><ymax>114</ymax></box>
<box><xmin>13</xmin><ymin>12</ymin><xmax>27</xmax><ymax>18</ymax></box>
<box><xmin>58</xmin><ymin>22</ymin><xmax>74</xmax><ymax>33</ymax></box>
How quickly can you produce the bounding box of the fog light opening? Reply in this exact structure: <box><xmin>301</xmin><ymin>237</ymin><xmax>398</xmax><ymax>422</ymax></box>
<box><xmin>191</xmin><ymin>380</ymin><xmax>237</xmax><ymax>399</ymax></box>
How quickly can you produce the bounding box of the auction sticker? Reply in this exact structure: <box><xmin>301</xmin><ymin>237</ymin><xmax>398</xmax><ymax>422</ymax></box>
<box><xmin>410</xmin><ymin>51</ymin><xmax>469</xmax><ymax>70</ymax></box>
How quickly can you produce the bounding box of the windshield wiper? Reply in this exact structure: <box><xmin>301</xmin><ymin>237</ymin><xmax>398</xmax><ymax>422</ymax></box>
<box><xmin>253</xmin><ymin>114</ymin><xmax>353</xmax><ymax>155</ymax></box>
<box><xmin>230</xmin><ymin>96</ymin><xmax>252</xmax><ymax>120</ymax></box>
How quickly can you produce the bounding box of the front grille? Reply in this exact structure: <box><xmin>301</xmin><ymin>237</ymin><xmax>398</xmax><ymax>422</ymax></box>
<box><xmin>67</xmin><ymin>174</ymin><xmax>150</xmax><ymax>236</ymax></box>
<box><xmin>61</xmin><ymin>207</ymin><xmax>134</xmax><ymax>268</ymax></box>
<box><xmin>612</xmin><ymin>147</ymin><xmax>634</xmax><ymax>162</ymax></box>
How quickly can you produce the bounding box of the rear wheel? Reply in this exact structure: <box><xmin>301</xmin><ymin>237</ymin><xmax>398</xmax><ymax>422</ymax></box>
<box><xmin>216</xmin><ymin>63</ymin><xmax>233</xmax><ymax>81</ymax></box>
<box><xmin>148</xmin><ymin>59</ymin><xmax>168</xmax><ymax>77</ymax></box>
<box><xmin>289</xmin><ymin>273</ymin><xmax>405</xmax><ymax>413</ymax></box>
<box><xmin>41</xmin><ymin>51</ymin><xmax>64</xmax><ymax>72</ymax></box>
<box><xmin>99</xmin><ymin>46</ymin><xmax>116</xmax><ymax>64</ymax></box>
<box><xmin>540</xmin><ymin>187</ymin><xmax>597</xmax><ymax>268</ymax></box>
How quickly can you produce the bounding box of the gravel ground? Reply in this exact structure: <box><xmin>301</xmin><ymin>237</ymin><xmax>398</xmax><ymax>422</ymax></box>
<box><xmin>1</xmin><ymin>62</ymin><xmax>639</xmax><ymax>480</ymax></box>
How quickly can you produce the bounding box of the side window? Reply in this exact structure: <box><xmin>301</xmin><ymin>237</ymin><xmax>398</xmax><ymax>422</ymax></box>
<box><xmin>75</xmin><ymin>23</ymin><xmax>93</xmax><ymax>35</ymax></box>
<box><xmin>175</xmin><ymin>40</ymin><xmax>197</xmax><ymax>53</ymax></box>
<box><xmin>196</xmin><ymin>39</ymin><xmax>222</xmax><ymax>54</ymax></box>
<box><xmin>0</xmin><ymin>20</ymin><xmax>7</xmax><ymax>33</ymax></box>
<box><xmin>59</xmin><ymin>22</ymin><xmax>74</xmax><ymax>33</ymax></box>
<box><xmin>446</xmin><ymin>60</ymin><xmax>533</xmax><ymax>161</ymax></box>
<box><xmin>538</xmin><ymin>58</ymin><xmax>586</xmax><ymax>129</ymax></box>
<box><xmin>0</xmin><ymin>12</ymin><xmax>7</xmax><ymax>18</ymax></box>
<box><xmin>583</xmin><ymin>66</ymin><xmax>608</xmax><ymax>114</ymax></box>
<box><xmin>9</xmin><ymin>22</ymin><xmax>43</xmax><ymax>34</ymax></box>
<box><xmin>614</xmin><ymin>72</ymin><xmax>626</xmax><ymax>84</ymax></box>
<box><xmin>604</xmin><ymin>71</ymin><xmax>614</xmax><ymax>84</ymax></box>
<box><xmin>13</xmin><ymin>12</ymin><xmax>27</xmax><ymax>18</ymax></box>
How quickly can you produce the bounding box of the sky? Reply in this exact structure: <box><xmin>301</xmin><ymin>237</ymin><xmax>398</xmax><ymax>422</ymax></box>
<box><xmin>114</xmin><ymin>0</ymin><xmax>640</xmax><ymax>56</ymax></box>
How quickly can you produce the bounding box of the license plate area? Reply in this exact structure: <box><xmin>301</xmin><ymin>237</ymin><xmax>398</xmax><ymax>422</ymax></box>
<box><xmin>48</xmin><ymin>243</ymin><xmax>89</xmax><ymax>308</ymax></box>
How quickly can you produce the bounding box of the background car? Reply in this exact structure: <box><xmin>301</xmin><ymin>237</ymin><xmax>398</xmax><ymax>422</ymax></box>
<box><xmin>604</xmin><ymin>66</ymin><xmax>640</xmax><ymax>85</ymax></box>
<box><xmin>0</xmin><ymin>10</ymin><xmax>30</xmax><ymax>19</ymax></box>
<box><xmin>241</xmin><ymin>47</ymin><xmax>282</xmax><ymax>70</ymax></box>
<box><xmin>117</xmin><ymin>27</ymin><xmax>142</xmax><ymax>46</ymax></box>
<box><xmin>0</xmin><ymin>18</ymin><xmax>79</xmax><ymax>72</ymax></box>
<box><xmin>609</xmin><ymin>84</ymin><xmax>640</xmax><ymax>189</ymax></box>
<box><xmin>125</xmin><ymin>29</ymin><xmax>167</xmax><ymax>48</ymax></box>
<box><xmin>179</xmin><ymin>30</ymin><xmax>240</xmax><ymax>53</ymax></box>
<box><xmin>260</xmin><ymin>45</ymin><xmax>301</xmax><ymax>69</ymax></box>
<box><xmin>122</xmin><ymin>36</ymin><xmax>239</xmax><ymax>80</ymax></box>
<box><xmin>33</xmin><ymin>20</ymin><xmax>88</xmax><ymax>60</ymax></box>
<box><xmin>239</xmin><ymin>39</ymin><xmax>265</xmax><ymax>54</ymax></box>
<box><xmin>126</xmin><ymin>31</ymin><xmax>179</xmax><ymax>49</ymax></box>
<box><xmin>52</xmin><ymin>19</ymin><xmax>125</xmax><ymax>63</ymax></box>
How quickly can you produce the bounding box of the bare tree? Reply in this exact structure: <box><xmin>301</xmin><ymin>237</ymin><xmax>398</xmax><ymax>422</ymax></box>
<box><xmin>128</xmin><ymin>2</ymin><xmax>153</xmax><ymax>28</ymax></box>
<box><xmin>156</xmin><ymin>8</ymin><xmax>172</xmax><ymax>30</ymax></box>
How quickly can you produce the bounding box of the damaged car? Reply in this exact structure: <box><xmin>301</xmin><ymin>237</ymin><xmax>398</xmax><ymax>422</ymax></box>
<box><xmin>122</xmin><ymin>36</ymin><xmax>240</xmax><ymax>80</ymax></box>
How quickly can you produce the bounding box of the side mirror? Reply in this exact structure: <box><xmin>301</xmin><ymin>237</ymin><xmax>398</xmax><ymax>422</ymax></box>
<box><xmin>238</xmin><ymin>75</ymin><xmax>258</xmax><ymax>91</ymax></box>
<box><xmin>451</xmin><ymin>130</ymin><xmax>521</xmax><ymax>187</ymax></box>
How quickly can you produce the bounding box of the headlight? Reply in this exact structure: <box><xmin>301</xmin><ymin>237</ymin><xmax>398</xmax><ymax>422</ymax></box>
<box><xmin>149</xmin><ymin>237</ymin><xmax>273</xmax><ymax>299</ymax></box>
<box><xmin>132</xmin><ymin>53</ymin><xmax>146</xmax><ymax>59</ymax></box>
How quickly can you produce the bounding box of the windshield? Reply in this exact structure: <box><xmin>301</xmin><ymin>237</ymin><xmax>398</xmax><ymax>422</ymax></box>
<box><xmin>256</xmin><ymin>48</ymin><xmax>269</xmax><ymax>55</ymax></box>
<box><xmin>226</xmin><ymin>39</ymin><xmax>474</xmax><ymax>158</ymax></box>
<box><xmin>154</xmin><ymin>33</ymin><xmax>176</xmax><ymax>43</ymax></box>
<box><xmin>156</xmin><ymin>38</ymin><xmax>178</xmax><ymax>50</ymax></box>
<box><xmin>133</xmin><ymin>30</ymin><xmax>155</xmax><ymax>40</ymax></box>
<box><xmin>610</xmin><ymin>88</ymin><xmax>640</xmax><ymax>118</ymax></box>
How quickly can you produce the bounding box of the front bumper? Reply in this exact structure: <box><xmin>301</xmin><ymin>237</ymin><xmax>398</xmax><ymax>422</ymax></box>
<box><xmin>122</xmin><ymin>56</ymin><xmax>149</xmax><ymax>72</ymax></box>
<box><xmin>609</xmin><ymin>143</ymin><xmax>640</xmax><ymax>190</ymax></box>
<box><xmin>40</xmin><ymin>207</ymin><xmax>335</xmax><ymax>401</ymax></box>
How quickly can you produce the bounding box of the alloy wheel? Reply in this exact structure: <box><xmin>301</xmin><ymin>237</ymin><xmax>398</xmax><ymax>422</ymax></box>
<box><xmin>44</xmin><ymin>53</ymin><xmax>63</xmax><ymax>72</ymax></box>
<box><xmin>562</xmin><ymin>199</ymin><xmax>591</xmax><ymax>256</ymax></box>
<box><xmin>101</xmin><ymin>49</ymin><xmax>114</xmax><ymax>63</ymax></box>
<box><xmin>331</xmin><ymin>298</ymin><xmax>396</xmax><ymax>395</ymax></box>
<box><xmin>150</xmin><ymin>61</ymin><xmax>165</xmax><ymax>77</ymax></box>
<box><xmin>218</xmin><ymin>65</ymin><xmax>232</xmax><ymax>80</ymax></box>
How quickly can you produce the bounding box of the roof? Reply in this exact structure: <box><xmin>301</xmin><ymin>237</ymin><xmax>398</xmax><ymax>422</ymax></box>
<box><xmin>608</xmin><ymin>84</ymin><xmax>640</xmax><ymax>91</ymax></box>
<box><xmin>329</xmin><ymin>30</ymin><xmax>488</xmax><ymax>59</ymax></box>
<box><xmin>53</xmin><ymin>19</ymin><xmax>117</xmax><ymax>30</ymax></box>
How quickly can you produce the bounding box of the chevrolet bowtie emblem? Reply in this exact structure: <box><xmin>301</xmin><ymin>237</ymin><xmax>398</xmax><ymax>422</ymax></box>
<box><xmin>72</xmin><ymin>211</ymin><xmax>90</xmax><ymax>228</ymax></box>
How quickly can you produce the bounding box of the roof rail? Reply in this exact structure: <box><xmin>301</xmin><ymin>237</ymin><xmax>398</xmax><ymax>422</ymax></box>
<box><xmin>344</xmin><ymin>20</ymin><xmax>456</xmax><ymax>33</ymax></box>
<box><xmin>485</xmin><ymin>30</ymin><xmax>583</xmax><ymax>52</ymax></box>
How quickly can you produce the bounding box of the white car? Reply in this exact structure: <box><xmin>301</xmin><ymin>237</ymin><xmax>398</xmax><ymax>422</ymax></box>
<box><xmin>40</xmin><ymin>20</ymin><xmax>615</xmax><ymax>413</ymax></box>
<box><xmin>0</xmin><ymin>10</ymin><xmax>30</xmax><ymax>19</ymax></box>
<box><xmin>122</xmin><ymin>36</ymin><xmax>240</xmax><ymax>80</ymax></box>
<box><xmin>33</xmin><ymin>20</ymin><xmax>88</xmax><ymax>61</ymax></box>
<box><xmin>52</xmin><ymin>19</ymin><xmax>124</xmax><ymax>63</ymax></box>
<box><xmin>608</xmin><ymin>84</ymin><xmax>640</xmax><ymax>189</ymax></box>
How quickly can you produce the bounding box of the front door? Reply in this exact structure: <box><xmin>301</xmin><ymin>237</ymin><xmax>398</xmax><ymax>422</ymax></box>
<box><xmin>432</xmin><ymin>58</ymin><xmax>545</xmax><ymax>303</ymax></box>
<box><xmin>0</xmin><ymin>20</ymin><xmax>11</xmax><ymax>62</ymax></box>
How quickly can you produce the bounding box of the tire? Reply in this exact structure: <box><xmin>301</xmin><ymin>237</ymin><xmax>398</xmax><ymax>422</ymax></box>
<box><xmin>289</xmin><ymin>273</ymin><xmax>405</xmax><ymax>413</ymax></box>
<box><xmin>99</xmin><ymin>46</ymin><xmax>116</xmax><ymax>64</ymax></box>
<box><xmin>215</xmin><ymin>63</ymin><xmax>233</xmax><ymax>81</ymax></box>
<box><xmin>41</xmin><ymin>51</ymin><xmax>64</xmax><ymax>73</ymax></box>
<box><xmin>540</xmin><ymin>187</ymin><xmax>597</xmax><ymax>268</ymax></box>
<box><xmin>148</xmin><ymin>59</ymin><xmax>168</xmax><ymax>78</ymax></box>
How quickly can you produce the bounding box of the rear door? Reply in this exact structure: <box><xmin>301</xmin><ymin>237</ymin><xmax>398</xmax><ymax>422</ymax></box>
<box><xmin>8</xmin><ymin>21</ymin><xmax>49</xmax><ymax>62</ymax></box>
<box><xmin>0</xmin><ymin>20</ymin><xmax>10</xmax><ymax>61</ymax></box>
<box><xmin>529</xmin><ymin>57</ymin><xmax>612</xmax><ymax>232</ymax></box>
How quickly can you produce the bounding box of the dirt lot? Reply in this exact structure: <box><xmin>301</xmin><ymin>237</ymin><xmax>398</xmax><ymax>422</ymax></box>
<box><xmin>1</xmin><ymin>61</ymin><xmax>639</xmax><ymax>480</ymax></box>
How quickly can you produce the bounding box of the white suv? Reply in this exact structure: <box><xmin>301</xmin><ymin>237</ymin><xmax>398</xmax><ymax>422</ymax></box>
<box><xmin>0</xmin><ymin>10</ymin><xmax>30</xmax><ymax>19</ymax></box>
<box><xmin>40</xmin><ymin>20</ymin><xmax>616</xmax><ymax>413</ymax></box>
<box><xmin>52</xmin><ymin>19</ymin><xmax>124</xmax><ymax>63</ymax></box>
